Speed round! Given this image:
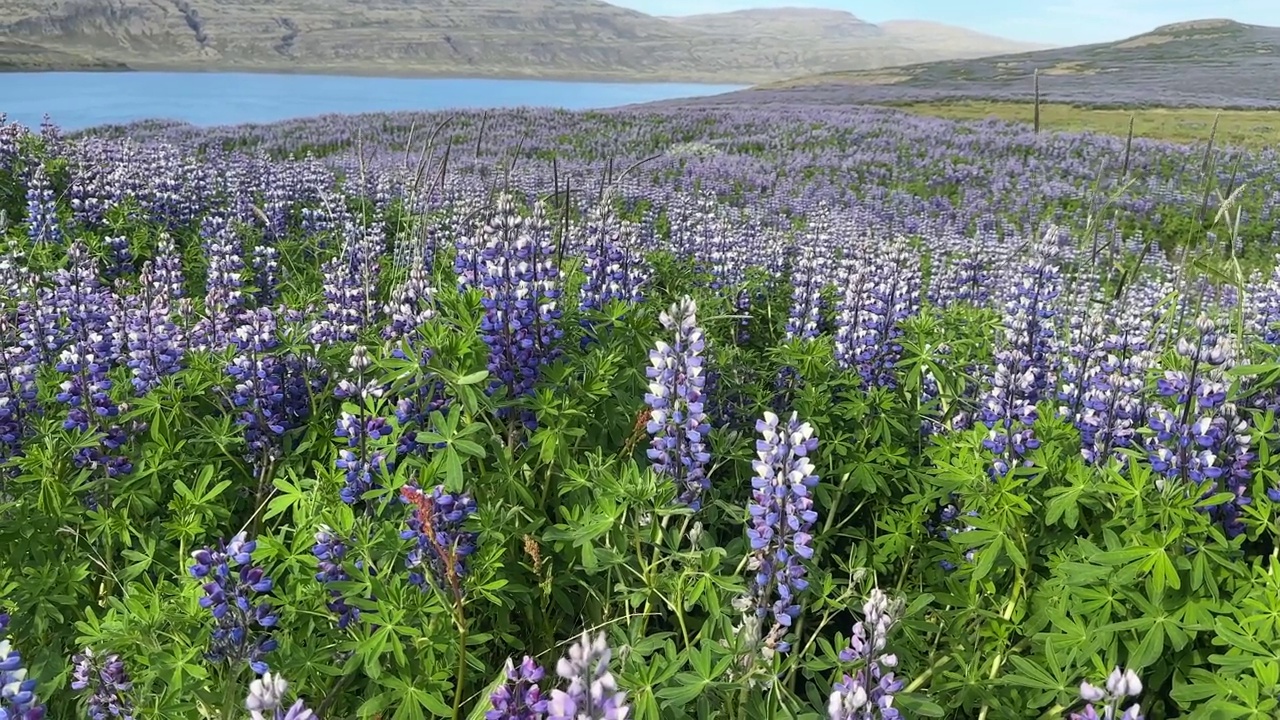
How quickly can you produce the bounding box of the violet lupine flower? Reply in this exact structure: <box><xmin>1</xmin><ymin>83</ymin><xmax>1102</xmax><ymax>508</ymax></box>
<box><xmin>927</xmin><ymin>501</ymin><xmax>978</xmax><ymax>572</ymax></box>
<box><xmin>0</xmin><ymin>336</ymin><xmax>39</xmax><ymax>478</ymax></box>
<box><xmin>578</xmin><ymin>200</ymin><xmax>646</xmax><ymax>320</ymax></box>
<box><xmin>195</xmin><ymin>213</ymin><xmax>246</xmax><ymax>352</ymax></box>
<box><xmin>153</xmin><ymin>234</ymin><xmax>186</xmax><ymax>301</ymax></box>
<box><xmin>227</xmin><ymin>308</ymin><xmax>324</xmax><ymax>470</ymax></box>
<box><xmin>833</xmin><ymin>257</ymin><xmax>874</xmax><ymax>373</ymax></box>
<box><xmin>1056</xmin><ymin>309</ymin><xmax>1108</xmax><ymax>427</ymax></box>
<box><xmin>644</xmin><ymin>297</ymin><xmax>712</xmax><ymax>510</ymax></box>
<box><xmin>1146</xmin><ymin>318</ymin><xmax>1252</xmax><ymax>537</ymax></box>
<box><xmin>251</xmin><ymin>242</ymin><xmax>281</xmax><ymax>307</ymax></box>
<box><xmin>313</xmin><ymin>221</ymin><xmax>384</xmax><ymax>344</ymax></box>
<box><xmin>0</xmin><ymin>613</ymin><xmax>45</xmax><ymax>720</ymax></box>
<box><xmin>70</xmin><ymin>648</ymin><xmax>134</xmax><ymax>720</ymax></box>
<box><xmin>476</xmin><ymin>197</ymin><xmax>563</xmax><ymax>415</ymax></box>
<box><xmin>1076</xmin><ymin>353</ymin><xmax>1148</xmax><ymax>466</ymax></box>
<box><xmin>54</xmin><ymin>343</ymin><xmax>131</xmax><ymax>479</ymax></box>
<box><xmin>100</xmin><ymin>236</ymin><xmax>133</xmax><ymax>281</ymax></box>
<box><xmin>335</xmin><ymin>411</ymin><xmax>392</xmax><ymax>505</ymax></box>
<box><xmin>978</xmin><ymin>256</ymin><xmax>1062</xmax><ymax>478</ymax></box>
<box><xmin>313</xmin><ymin>525</ymin><xmax>360</xmax><ymax>629</ymax></box>
<box><xmin>1070</xmin><ymin>668</ymin><xmax>1144</xmax><ymax>720</ymax></box>
<box><xmin>487</xmin><ymin>656</ymin><xmax>550</xmax><ymax>720</ymax></box>
<box><xmin>383</xmin><ymin>262</ymin><xmax>437</xmax><ymax>341</ymax></box>
<box><xmin>123</xmin><ymin>262</ymin><xmax>184</xmax><ymax>395</ymax></box>
<box><xmin>189</xmin><ymin>531</ymin><xmax>279</xmax><ymax>674</ymax></box>
<box><xmin>827</xmin><ymin>589</ymin><xmax>904</xmax><ymax>720</ymax></box>
<box><xmin>785</xmin><ymin>241</ymin><xmax>830</xmax><ymax>341</ymax></box>
<box><xmin>245</xmin><ymin>672</ymin><xmax>315</xmax><ymax>720</ymax></box>
<box><xmin>333</xmin><ymin>345</ymin><xmax>393</xmax><ymax>506</ymax></box>
<box><xmin>546</xmin><ymin>633</ymin><xmax>629</xmax><ymax>720</ymax></box>
<box><xmin>400</xmin><ymin>484</ymin><xmax>478</xmax><ymax>601</ymax></box>
<box><xmin>859</xmin><ymin>246</ymin><xmax>921</xmax><ymax>389</ymax></box>
<box><xmin>24</xmin><ymin>163</ymin><xmax>60</xmax><ymax>246</ymax></box>
<box><xmin>746</xmin><ymin>411</ymin><xmax>820</xmax><ymax>654</ymax></box>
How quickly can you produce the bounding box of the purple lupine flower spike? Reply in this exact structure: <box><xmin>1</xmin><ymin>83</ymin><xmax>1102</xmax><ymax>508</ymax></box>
<box><xmin>333</xmin><ymin>345</ymin><xmax>393</xmax><ymax>507</ymax></box>
<box><xmin>644</xmin><ymin>296</ymin><xmax>711</xmax><ymax>510</ymax></box>
<box><xmin>400</xmin><ymin>484</ymin><xmax>478</xmax><ymax>601</ymax></box>
<box><xmin>488</xmin><ymin>656</ymin><xmax>549</xmax><ymax>720</ymax></box>
<box><xmin>1070</xmin><ymin>668</ymin><xmax>1144</xmax><ymax>720</ymax></box>
<box><xmin>745</xmin><ymin>411</ymin><xmax>819</xmax><ymax>654</ymax></box>
<box><xmin>245</xmin><ymin>672</ymin><xmax>316</xmax><ymax>720</ymax></box>
<box><xmin>979</xmin><ymin>253</ymin><xmax>1062</xmax><ymax>478</ymax></box>
<box><xmin>476</xmin><ymin>196</ymin><xmax>563</xmax><ymax>422</ymax></box>
<box><xmin>24</xmin><ymin>162</ymin><xmax>60</xmax><ymax>246</ymax></box>
<box><xmin>189</xmin><ymin>531</ymin><xmax>279</xmax><ymax>674</ymax></box>
<box><xmin>547</xmin><ymin>633</ymin><xmax>629</xmax><ymax>720</ymax></box>
<box><xmin>70</xmin><ymin>648</ymin><xmax>134</xmax><ymax>720</ymax></box>
<box><xmin>124</xmin><ymin>261</ymin><xmax>184</xmax><ymax>395</ymax></box>
<box><xmin>0</xmin><ymin>613</ymin><xmax>46</xmax><ymax>719</ymax></box>
<box><xmin>828</xmin><ymin>590</ymin><xmax>904</xmax><ymax>720</ymax></box>
<box><xmin>313</xmin><ymin>525</ymin><xmax>360</xmax><ymax>629</ymax></box>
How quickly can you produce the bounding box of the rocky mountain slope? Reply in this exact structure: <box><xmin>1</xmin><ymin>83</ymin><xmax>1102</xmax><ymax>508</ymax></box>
<box><xmin>0</xmin><ymin>0</ymin><xmax>1045</xmax><ymax>83</ymax></box>
<box><xmin>721</xmin><ymin>19</ymin><xmax>1280</xmax><ymax>108</ymax></box>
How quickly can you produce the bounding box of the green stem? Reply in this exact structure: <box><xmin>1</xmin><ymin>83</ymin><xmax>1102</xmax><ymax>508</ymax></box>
<box><xmin>904</xmin><ymin>654</ymin><xmax>950</xmax><ymax>693</ymax></box>
<box><xmin>977</xmin><ymin>569</ymin><xmax>1024</xmax><ymax>720</ymax></box>
<box><xmin>220</xmin><ymin>668</ymin><xmax>242</xmax><ymax>720</ymax></box>
<box><xmin>452</xmin><ymin>608</ymin><xmax>470</xmax><ymax>720</ymax></box>
<box><xmin>735</xmin><ymin>683</ymin><xmax>751</xmax><ymax>720</ymax></box>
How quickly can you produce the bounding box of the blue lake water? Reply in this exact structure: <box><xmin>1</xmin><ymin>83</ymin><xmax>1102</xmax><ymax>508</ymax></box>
<box><xmin>0</xmin><ymin>71</ymin><xmax>744</xmax><ymax>131</ymax></box>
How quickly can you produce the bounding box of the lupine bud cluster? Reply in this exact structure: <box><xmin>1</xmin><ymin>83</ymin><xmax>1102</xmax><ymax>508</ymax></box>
<box><xmin>189</xmin><ymin>531</ymin><xmax>279</xmax><ymax>674</ymax></box>
<box><xmin>0</xmin><ymin>613</ymin><xmax>45</xmax><ymax>719</ymax></box>
<box><xmin>334</xmin><ymin>346</ymin><xmax>393</xmax><ymax>507</ymax></box>
<box><xmin>828</xmin><ymin>589</ymin><xmax>904</xmax><ymax>720</ymax></box>
<box><xmin>745</xmin><ymin>411</ymin><xmax>819</xmax><ymax>654</ymax></box>
<box><xmin>70</xmin><ymin>648</ymin><xmax>134</xmax><ymax>720</ymax></box>
<box><xmin>1070</xmin><ymin>668</ymin><xmax>1144</xmax><ymax>720</ymax></box>
<box><xmin>245</xmin><ymin>672</ymin><xmax>315</xmax><ymax>720</ymax></box>
<box><xmin>644</xmin><ymin>297</ymin><xmax>712</xmax><ymax>510</ymax></box>
<box><xmin>401</xmin><ymin>484</ymin><xmax>478</xmax><ymax>601</ymax></box>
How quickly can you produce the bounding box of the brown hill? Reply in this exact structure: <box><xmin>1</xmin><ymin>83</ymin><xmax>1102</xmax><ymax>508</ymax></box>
<box><xmin>0</xmin><ymin>0</ymin><xmax>1048</xmax><ymax>83</ymax></box>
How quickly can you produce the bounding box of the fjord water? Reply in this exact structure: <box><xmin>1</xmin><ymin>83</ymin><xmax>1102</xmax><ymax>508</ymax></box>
<box><xmin>0</xmin><ymin>71</ymin><xmax>743</xmax><ymax>130</ymax></box>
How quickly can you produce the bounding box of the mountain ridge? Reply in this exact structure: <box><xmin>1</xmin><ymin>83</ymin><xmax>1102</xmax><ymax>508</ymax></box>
<box><xmin>693</xmin><ymin>18</ymin><xmax>1280</xmax><ymax>108</ymax></box>
<box><xmin>0</xmin><ymin>0</ymin><xmax>1048</xmax><ymax>83</ymax></box>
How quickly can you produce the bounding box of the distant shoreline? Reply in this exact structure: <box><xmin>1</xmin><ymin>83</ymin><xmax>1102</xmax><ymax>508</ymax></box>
<box><xmin>0</xmin><ymin>62</ymin><xmax>755</xmax><ymax>88</ymax></box>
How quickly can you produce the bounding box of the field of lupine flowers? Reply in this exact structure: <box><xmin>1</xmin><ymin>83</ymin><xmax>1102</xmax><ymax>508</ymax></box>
<box><xmin>2</xmin><ymin>102</ymin><xmax>1280</xmax><ymax>720</ymax></box>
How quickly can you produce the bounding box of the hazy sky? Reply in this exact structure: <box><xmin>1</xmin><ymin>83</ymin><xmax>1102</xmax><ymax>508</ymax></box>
<box><xmin>611</xmin><ymin>0</ymin><xmax>1280</xmax><ymax>46</ymax></box>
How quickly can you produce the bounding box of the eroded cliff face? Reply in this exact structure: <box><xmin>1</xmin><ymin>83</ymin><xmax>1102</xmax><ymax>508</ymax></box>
<box><xmin>0</xmin><ymin>0</ymin><xmax>1045</xmax><ymax>82</ymax></box>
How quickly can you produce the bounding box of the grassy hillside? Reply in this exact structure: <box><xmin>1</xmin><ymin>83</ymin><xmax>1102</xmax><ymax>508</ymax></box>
<box><xmin>746</xmin><ymin>19</ymin><xmax>1280</xmax><ymax>108</ymax></box>
<box><xmin>0</xmin><ymin>0</ymin><xmax>1041</xmax><ymax>83</ymax></box>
